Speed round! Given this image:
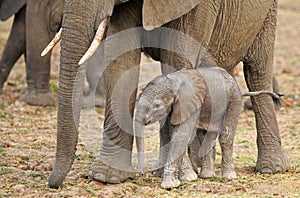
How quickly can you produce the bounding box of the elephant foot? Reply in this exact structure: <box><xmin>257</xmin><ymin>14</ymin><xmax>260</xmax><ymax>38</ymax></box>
<box><xmin>82</xmin><ymin>93</ymin><xmax>105</xmax><ymax>108</ymax></box>
<box><xmin>222</xmin><ymin>169</ymin><xmax>236</xmax><ymax>179</ymax></box>
<box><xmin>152</xmin><ymin>160</ymin><xmax>165</xmax><ymax>177</ymax></box>
<box><xmin>178</xmin><ymin>155</ymin><xmax>198</xmax><ymax>181</ymax></box>
<box><xmin>255</xmin><ymin>151</ymin><xmax>290</xmax><ymax>174</ymax></box>
<box><xmin>19</xmin><ymin>90</ymin><xmax>56</xmax><ymax>106</ymax></box>
<box><xmin>161</xmin><ymin>172</ymin><xmax>180</xmax><ymax>189</ymax></box>
<box><xmin>89</xmin><ymin>160</ymin><xmax>136</xmax><ymax>184</ymax></box>
<box><xmin>200</xmin><ymin>167</ymin><xmax>215</xmax><ymax>179</ymax></box>
<box><xmin>152</xmin><ymin>167</ymin><xmax>164</xmax><ymax>177</ymax></box>
<box><xmin>179</xmin><ymin>167</ymin><xmax>198</xmax><ymax>181</ymax></box>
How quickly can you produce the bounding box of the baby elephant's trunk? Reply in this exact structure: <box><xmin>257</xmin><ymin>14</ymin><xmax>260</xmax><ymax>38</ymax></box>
<box><xmin>134</xmin><ymin>119</ymin><xmax>145</xmax><ymax>175</ymax></box>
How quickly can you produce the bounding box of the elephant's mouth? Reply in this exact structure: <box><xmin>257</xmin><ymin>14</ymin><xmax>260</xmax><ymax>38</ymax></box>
<box><xmin>41</xmin><ymin>17</ymin><xmax>110</xmax><ymax>65</ymax></box>
<box><xmin>78</xmin><ymin>17</ymin><xmax>109</xmax><ymax>65</ymax></box>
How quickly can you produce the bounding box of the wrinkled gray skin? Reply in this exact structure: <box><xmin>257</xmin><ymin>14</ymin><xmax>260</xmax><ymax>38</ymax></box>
<box><xmin>49</xmin><ymin>0</ymin><xmax>290</xmax><ymax>188</ymax></box>
<box><xmin>0</xmin><ymin>0</ymin><xmax>63</xmax><ymax>106</ymax></box>
<box><xmin>135</xmin><ymin>67</ymin><xmax>241</xmax><ymax>189</ymax></box>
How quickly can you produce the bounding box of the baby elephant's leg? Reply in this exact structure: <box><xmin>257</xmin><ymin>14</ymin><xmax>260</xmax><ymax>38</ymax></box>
<box><xmin>188</xmin><ymin>129</ymin><xmax>204</xmax><ymax>173</ymax></box>
<box><xmin>199</xmin><ymin>130</ymin><xmax>217</xmax><ymax>178</ymax></box>
<box><xmin>161</xmin><ymin>126</ymin><xmax>184</xmax><ymax>189</ymax></box>
<box><xmin>161</xmin><ymin>113</ymin><xmax>198</xmax><ymax>189</ymax></box>
<box><xmin>219</xmin><ymin>100</ymin><xmax>240</xmax><ymax>179</ymax></box>
<box><xmin>178</xmin><ymin>150</ymin><xmax>198</xmax><ymax>182</ymax></box>
<box><xmin>161</xmin><ymin>154</ymin><xmax>182</xmax><ymax>189</ymax></box>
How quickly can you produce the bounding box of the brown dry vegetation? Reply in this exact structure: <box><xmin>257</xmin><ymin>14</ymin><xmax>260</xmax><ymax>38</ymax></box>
<box><xmin>0</xmin><ymin>1</ymin><xmax>299</xmax><ymax>197</ymax></box>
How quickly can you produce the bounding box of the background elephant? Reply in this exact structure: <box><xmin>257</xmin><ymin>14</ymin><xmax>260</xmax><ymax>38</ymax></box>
<box><xmin>135</xmin><ymin>67</ymin><xmax>242</xmax><ymax>189</ymax></box>
<box><xmin>49</xmin><ymin>0</ymin><xmax>289</xmax><ymax>188</ymax></box>
<box><xmin>82</xmin><ymin>44</ymin><xmax>107</xmax><ymax>108</ymax></box>
<box><xmin>0</xmin><ymin>0</ymin><xmax>63</xmax><ymax>106</ymax></box>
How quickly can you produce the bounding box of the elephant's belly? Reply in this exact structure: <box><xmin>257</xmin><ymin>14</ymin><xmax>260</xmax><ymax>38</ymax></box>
<box><xmin>207</xmin><ymin>0</ymin><xmax>272</xmax><ymax>69</ymax></box>
<box><xmin>196</xmin><ymin>96</ymin><xmax>227</xmax><ymax>133</ymax></box>
<box><xmin>196</xmin><ymin>103</ymin><xmax>211</xmax><ymax>131</ymax></box>
<box><xmin>196</xmin><ymin>118</ymin><xmax>209</xmax><ymax>131</ymax></box>
<box><xmin>196</xmin><ymin>112</ymin><xmax>226</xmax><ymax>133</ymax></box>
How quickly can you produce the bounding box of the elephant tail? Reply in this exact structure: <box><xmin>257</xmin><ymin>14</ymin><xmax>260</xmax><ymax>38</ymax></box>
<box><xmin>241</xmin><ymin>90</ymin><xmax>284</xmax><ymax>107</ymax></box>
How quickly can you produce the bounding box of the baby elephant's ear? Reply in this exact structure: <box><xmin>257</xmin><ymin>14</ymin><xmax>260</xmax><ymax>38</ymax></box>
<box><xmin>170</xmin><ymin>80</ymin><xmax>204</xmax><ymax>125</ymax></box>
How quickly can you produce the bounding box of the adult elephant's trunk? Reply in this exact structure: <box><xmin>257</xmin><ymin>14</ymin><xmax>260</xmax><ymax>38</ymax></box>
<box><xmin>48</xmin><ymin>0</ymin><xmax>114</xmax><ymax>188</ymax></box>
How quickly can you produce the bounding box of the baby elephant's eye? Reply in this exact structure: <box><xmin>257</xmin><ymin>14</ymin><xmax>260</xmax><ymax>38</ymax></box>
<box><xmin>153</xmin><ymin>101</ymin><xmax>162</xmax><ymax>109</ymax></box>
<box><xmin>154</xmin><ymin>103</ymin><xmax>161</xmax><ymax>108</ymax></box>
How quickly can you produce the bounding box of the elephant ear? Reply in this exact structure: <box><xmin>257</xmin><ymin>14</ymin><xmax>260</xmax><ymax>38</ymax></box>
<box><xmin>170</xmin><ymin>77</ymin><xmax>205</xmax><ymax>125</ymax></box>
<box><xmin>0</xmin><ymin>0</ymin><xmax>26</xmax><ymax>21</ymax></box>
<box><xmin>142</xmin><ymin>0</ymin><xmax>202</xmax><ymax>30</ymax></box>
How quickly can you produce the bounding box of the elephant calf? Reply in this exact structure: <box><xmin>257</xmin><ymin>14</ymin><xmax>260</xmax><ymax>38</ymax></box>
<box><xmin>134</xmin><ymin>67</ymin><xmax>280</xmax><ymax>189</ymax></box>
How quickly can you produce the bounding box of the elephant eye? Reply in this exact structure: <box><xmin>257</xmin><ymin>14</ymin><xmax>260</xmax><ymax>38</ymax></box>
<box><xmin>153</xmin><ymin>102</ymin><xmax>162</xmax><ymax>109</ymax></box>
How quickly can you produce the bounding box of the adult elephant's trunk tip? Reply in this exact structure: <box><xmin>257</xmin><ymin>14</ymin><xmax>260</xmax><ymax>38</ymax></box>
<box><xmin>48</xmin><ymin>163</ymin><xmax>73</xmax><ymax>188</ymax></box>
<box><xmin>48</xmin><ymin>174</ymin><xmax>62</xmax><ymax>189</ymax></box>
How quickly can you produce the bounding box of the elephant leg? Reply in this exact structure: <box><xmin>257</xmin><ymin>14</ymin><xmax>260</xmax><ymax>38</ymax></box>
<box><xmin>152</xmin><ymin>116</ymin><xmax>197</xmax><ymax>181</ymax></box>
<box><xmin>188</xmin><ymin>128</ymin><xmax>217</xmax><ymax>178</ymax></box>
<box><xmin>151</xmin><ymin>116</ymin><xmax>172</xmax><ymax>177</ymax></box>
<box><xmin>198</xmin><ymin>130</ymin><xmax>216</xmax><ymax>179</ymax></box>
<box><xmin>188</xmin><ymin>128</ymin><xmax>209</xmax><ymax>173</ymax></box>
<box><xmin>88</xmin><ymin>0</ymin><xmax>142</xmax><ymax>184</ymax></box>
<box><xmin>188</xmin><ymin>135</ymin><xmax>200</xmax><ymax>173</ymax></box>
<box><xmin>0</xmin><ymin>6</ymin><xmax>26</xmax><ymax>93</ymax></box>
<box><xmin>244</xmin><ymin>76</ymin><xmax>280</xmax><ymax>110</ymax></box>
<box><xmin>83</xmin><ymin>48</ymin><xmax>106</xmax><ymax>108</ymax></box>
<box><xmin>178</xmin><ymin>150</ymin><xmax>198</xmax><ymax>182</ymax></box>
<box><xmin>272</xmin><ymin>76</ymin><xmax>280</xmax><ymax>94</ymax></box>
<box><xmin>95</xmin><ymin>76</ymin><xmax>106</xmax><ymax>107</ymax></box>
<box><xmin>20</xmin><ymin>0</ymin><xmax>63</xmax><ymax>106</ymax></box>
<box><xmin>242</xmin><ymin>1</ymin><xmax>289</xmax><ymax>174</ymax></box>
<box><xmin>83</xmin><ymin>74</ymin><xmax>106</xmax><ymax>108</ymax></box>
<box><xmin>161</xmin><ymin>112</ymin><xmax>198</xmax><ymax>189</ymax></box>
<box><xmin>219</xmin><ymin>97</ymin><xmax>241</xmax><ymax>179</ymax></box>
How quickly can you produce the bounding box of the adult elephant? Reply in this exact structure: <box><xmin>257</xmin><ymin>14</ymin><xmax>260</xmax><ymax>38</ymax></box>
<box><xmin>0</xmin><ymin>0</ymin><xmax>63</xmax><ymax>106</ymax></box>
<box><xmin>48</xmin><ymin>0</ymin><xmax>290</xmax><ymax>188</ymax></box>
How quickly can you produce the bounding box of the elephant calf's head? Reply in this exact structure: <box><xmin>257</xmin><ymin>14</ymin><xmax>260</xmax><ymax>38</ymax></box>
<box><xmin>136</xmin><ymin>77</ymin><xmax>176</xmax><ymax>125</ymax></box>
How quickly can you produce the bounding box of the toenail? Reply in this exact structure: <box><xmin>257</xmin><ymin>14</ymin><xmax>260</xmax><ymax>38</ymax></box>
<box><xmin>275</xmin><ymin>166</ymin><xmax>283</xmax><ymax>173</ymax></box>
<box><xmin>109</xmin><ymin>176</ymin><xmax>120</xmax><ymax>183</ymax></box>
<box><xmin>88</xmin><ymin>170</ymin><xmax>93</xmax><ymax>178</ymax></box>
<box><xmin>94</xmin><ymin>173</ymin><xmax>106</xmax><ymax>182</ymax></box>
<box><xmin>261</xmin><ymin>167</ymin><xmax>272</xmax><ymax>174</ymax></box>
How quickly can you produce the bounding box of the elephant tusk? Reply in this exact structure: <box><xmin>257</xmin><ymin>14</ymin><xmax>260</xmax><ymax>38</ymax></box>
<box><xmin>78</xmin><ymin>17</ymin><xmax>109</xmax><ymax>65</ymax></box>
<box><xmin>41</xmin><ymin>28</ymin><xmax>62</xmax><ymax>57</ymax></box>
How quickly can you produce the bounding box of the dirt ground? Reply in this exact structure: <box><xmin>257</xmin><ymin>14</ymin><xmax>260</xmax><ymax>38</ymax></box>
<box><xmin>0</xmin><ymin>1</ymin><xmax>299</xmax><ymax>197</ymax></box>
